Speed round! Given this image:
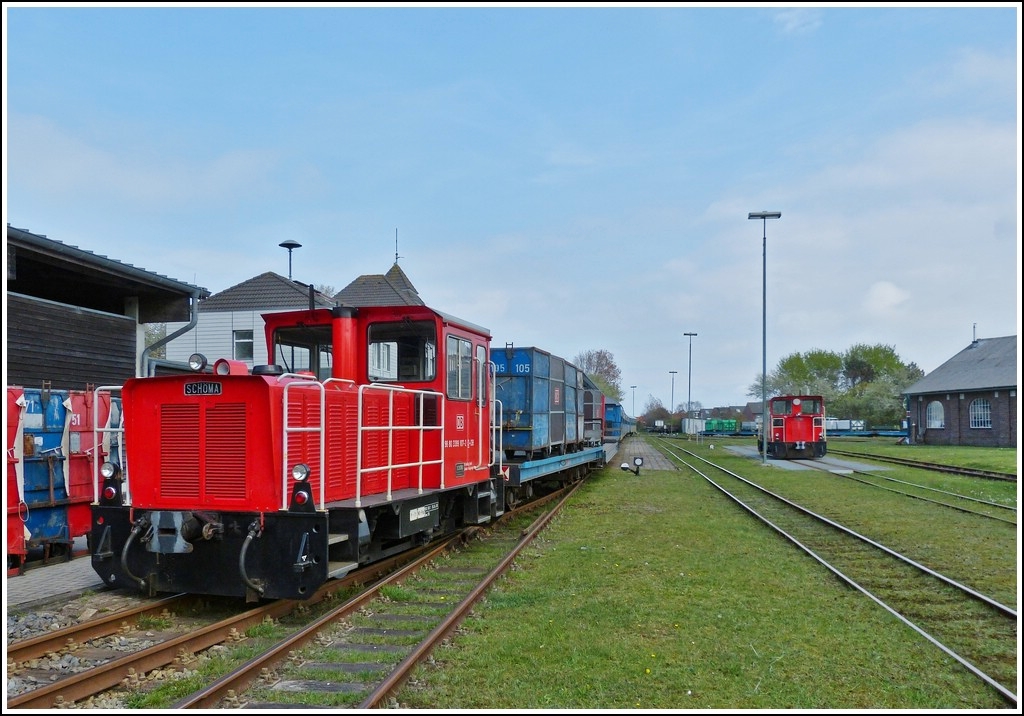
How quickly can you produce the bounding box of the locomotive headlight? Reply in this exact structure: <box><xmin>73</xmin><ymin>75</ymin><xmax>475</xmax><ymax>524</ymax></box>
<box><xmin>188</xmin><ymin>353</ymin><xmax>208</xmax><ymax>372</ymax></box>
<box><xmin>100</xmin><ymin>461</ymin><xmax>120</xmax><ymax>479</ymax></box>
<box><xmin>291</xmin><ymin>463</ymin><xmax>310</xmax><ymax>482</ymax></box>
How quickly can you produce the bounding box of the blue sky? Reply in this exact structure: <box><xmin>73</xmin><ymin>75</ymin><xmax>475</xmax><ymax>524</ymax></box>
<box><xmin>4</xmin><ymin>3</ymin><xmax>1019</xmax><ymax>414</ymax></box>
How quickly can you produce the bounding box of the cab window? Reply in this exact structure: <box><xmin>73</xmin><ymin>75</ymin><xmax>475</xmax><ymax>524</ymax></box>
<box><xmin>272</xmin><ymin>325</ymin><xmax>333</xmax><ymax>380</ymax></box>
<box><xmin>367</xmin><ymin>321</ymin><xmax>437</xmax><ymax>382</ymax></box>
<box><xmin>447</xmin><ymin>335</ymin><xmax>473</xmax><ymax>400</ymax></box>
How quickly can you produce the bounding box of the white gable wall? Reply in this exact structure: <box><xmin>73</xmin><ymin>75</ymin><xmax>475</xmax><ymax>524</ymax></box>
<box><xmin>164</xmin><ymin>310</ymin><xmax>274</xmax><ymax>367</ymax></box>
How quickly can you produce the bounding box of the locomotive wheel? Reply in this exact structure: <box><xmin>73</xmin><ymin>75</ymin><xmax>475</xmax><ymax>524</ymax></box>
<box><xmin>506</xmin><ymin>488</ymin><xmax>521</xmax><ymax>509</ymax></box>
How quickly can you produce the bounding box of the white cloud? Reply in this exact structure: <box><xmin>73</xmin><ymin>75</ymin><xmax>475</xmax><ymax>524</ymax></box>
<box><xmin>924</xmin><ymin>47</ymin><xmax>1018</xmax><ymax>100</ymax></box>
<box><xmin>772</xmin><ymin>9</ymin><xmax>822</xmax><ymax>36</ymax></box>
<box><xmin>7</xmin><ymin>113</ymin><xmax>283</xmax><ymax>206</ymax></box>
<box><xmin>862</xmin><ymin>281</ymin><xmax>911</xmax><ymax>315</ymax></box>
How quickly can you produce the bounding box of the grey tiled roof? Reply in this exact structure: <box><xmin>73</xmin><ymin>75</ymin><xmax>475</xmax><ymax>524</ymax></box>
<box><xmin>904</xmin><ymin>335</ymin><xmax>1017</xmax><ymax>394</ymax></box>
<box><xmin>333</xmin><ymin>263</ymin><xmax>424</xmax><ymax>306</ymax></box>
<box><xmin>199</xmin><ymin>272</ymin><xmax>336</xmax><ymax>312</ymax></box>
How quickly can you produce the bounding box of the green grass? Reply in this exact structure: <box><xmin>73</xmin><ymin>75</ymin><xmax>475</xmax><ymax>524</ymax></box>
<box><xmin>135</xmin><ymin>614</ymin><xmax>173</xmax><ymax>631</ymax></box>
<box><xmin>396</xmin><ymin>445</ymin><xmax>1015</xmax><ymax>710</ymax></box>
<box><xmin>114</xmin><ymin>437</ymin><xmax>1017</xmax><ymax>709</ymax></box>
<box><xmin>791</xmin><ymin>435</ymin><xmax>1015</xmax><ymax>474</ymax></box>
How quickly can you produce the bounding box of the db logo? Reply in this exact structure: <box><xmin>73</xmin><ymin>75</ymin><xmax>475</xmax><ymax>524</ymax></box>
<box><xmin>456</xmin><ymin>414</ymin><xmax>465</xmax><ymax>430</ymax></box>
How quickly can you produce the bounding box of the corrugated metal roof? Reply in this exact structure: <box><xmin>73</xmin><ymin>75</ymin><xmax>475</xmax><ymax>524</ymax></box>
<box><xmin>333</xmin><ymin>262</ymin><xmax>424</xmax><ymax>306</ymax></box>
<box><xmin>903</xmin><ymin>336</ymin><xmax>1017</xmax><ymax>394</ymax></box>
<box><xmin>199</xmin><ymin>271</ymin><xmax>336</xmax><ymax>312</ymax></box>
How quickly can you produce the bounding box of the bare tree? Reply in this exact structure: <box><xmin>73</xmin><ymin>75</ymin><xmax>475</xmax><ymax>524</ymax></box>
<box><xmin>573</xmin><ymin>348</ymin><xmax>623</xmax><ymax>401</ymax></box>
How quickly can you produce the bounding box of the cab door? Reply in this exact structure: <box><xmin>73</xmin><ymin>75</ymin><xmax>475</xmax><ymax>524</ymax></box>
<box><xmin>443</xmin><ymin>333</ymin><xmax>492</xmax><ymax>485</ymax></box>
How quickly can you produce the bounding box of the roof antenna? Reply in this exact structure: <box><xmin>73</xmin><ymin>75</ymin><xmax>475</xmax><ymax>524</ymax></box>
<box><xmin>395</xmin><ymin>228</ymin><xmax>403</xmax><ymax>265</ymax></box>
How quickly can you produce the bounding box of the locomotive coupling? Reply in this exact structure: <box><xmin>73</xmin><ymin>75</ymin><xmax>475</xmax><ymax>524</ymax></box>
<box><xmin>179</xmin><ymin>512</ymin><xmax>224</xmax><ymax>543</ymax></box>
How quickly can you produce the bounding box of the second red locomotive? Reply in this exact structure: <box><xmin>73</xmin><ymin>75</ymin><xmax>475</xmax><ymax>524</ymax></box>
<box><xmin>757</xmin><ymin>394</ymin><xmax>827</xmax><ymax>459</ymax></box>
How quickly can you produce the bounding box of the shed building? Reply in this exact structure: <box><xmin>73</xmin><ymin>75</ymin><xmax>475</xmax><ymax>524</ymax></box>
<box><xmin>902</xmin><ymin>335</ymin><xmax>1016</xmax><ymax>447</ymax></box>
<box><xmin>6</xmin><ymin>225</ymin><xmax>210</xmax><ymax>390</ymax></box>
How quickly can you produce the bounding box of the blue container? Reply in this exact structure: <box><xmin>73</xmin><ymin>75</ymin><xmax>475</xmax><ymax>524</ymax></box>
<box><xmin>492</xmin><ymin>346</ymin><xmax>583</xmax><ymax>459</ymax></box>
<box><xmin>580</xmin><ymin>373</ymin><xmax>606</xmax><ymax>446</ymax></box>
<box><xmin>563</xmin><ymin>361</ymin><xmax>582</xmax><ymax>446</ymax></box>
<box><xmin>17</xmin><ymin>388</ymin><xmax>74</xmax><ymax>552</ymax></box>
<box><xmin>604</xmin><ymin>402</ymin><xmax>625</xmax><ymax>442</ymax></box>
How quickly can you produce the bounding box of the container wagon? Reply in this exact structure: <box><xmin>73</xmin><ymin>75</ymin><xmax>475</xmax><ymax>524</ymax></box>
<box><xmin>7</xmin><ymin>386</ymin><xmax>120</xmax><ymax>574</ymax></box>
<box><xmin>491</xmin><ymin>345</ymin><xmax>584</xmax><ymax>459</ymax></box>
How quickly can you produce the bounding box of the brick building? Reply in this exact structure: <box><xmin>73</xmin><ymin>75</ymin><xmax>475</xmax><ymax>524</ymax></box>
<box><xmin>903</xmin><ymin>335</ymin><xmax>1017</xmax><ymax>447</ymax></box>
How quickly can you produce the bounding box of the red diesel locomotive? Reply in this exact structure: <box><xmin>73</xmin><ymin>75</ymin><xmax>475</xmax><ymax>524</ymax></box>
<box><xmin>756</xmin><ymin>394</ymin><xmax>827</xmax><ymax>459</ymax></box>
<box><xmin>90</xmin><ymin>302</ymin><xmax>609</xmax><ymax>601</ymax></box>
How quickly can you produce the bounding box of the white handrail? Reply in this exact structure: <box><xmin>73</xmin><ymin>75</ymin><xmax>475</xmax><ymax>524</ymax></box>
<box><xmin>492</xmin><ymin>398</ymin><xmax>503</xmax><ymax>475</ymax></box>
<box><xmin>91</xmin><ymin>385</ymin><xmax>125</xmax><ymax>504</ymax></box>
<box><xmin>280</xmin><ymin>374</ymin><xmax>325</xmax><ymax>510</ymax></box>
<box><xmin>487</xmin><ymin>360</ymin><xmax>500</xmax><ymax>472</ymax></box>
<box><xmin>355</xmin><ymin>383</ymin><xmax>444</xmax><ymax>507</ymax></box>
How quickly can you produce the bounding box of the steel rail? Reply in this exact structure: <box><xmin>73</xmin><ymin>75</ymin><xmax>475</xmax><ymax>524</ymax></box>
<box><xmin>8</xmin><ymin>594</ymin><xmax>189</xmax><ymax>663</ymax></box>
<box><xmin>358</xmin><ymin>480</ymin><xmax>585</xmax><ymax>708</ymax></box>
<box><xmin>170</xmin><ymin>534</ymin><xmax>463</xmax><ymax>709</ymax></box>
<box><xmin>827</xmin><ymin>449</ymin><xmax>1016</xmax><ymax>482</ymax></box>
<box><xmin>796</xmin><ymin>458</ymin><xmax>1017</xmax><ymax>525</ymax></box>
<box><xmin>655</xmin><ymin>441</ymin><xmax>1017</xmax><ymax>707</ymax></box>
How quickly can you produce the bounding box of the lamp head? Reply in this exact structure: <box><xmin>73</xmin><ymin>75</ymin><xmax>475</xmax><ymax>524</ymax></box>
<box><xmin>620</xmin><ymin>456</ymin><xmax>644</xmax><ymax>475</ymax></box>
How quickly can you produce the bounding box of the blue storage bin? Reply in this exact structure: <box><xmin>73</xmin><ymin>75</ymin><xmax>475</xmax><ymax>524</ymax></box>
<box><xmin>492</xmin><ymin>346</ymin><xmax>583</xmax><ymax>459</ymax></box>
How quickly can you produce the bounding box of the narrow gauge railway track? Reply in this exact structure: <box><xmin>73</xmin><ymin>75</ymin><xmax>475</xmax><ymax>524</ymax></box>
<box><xmin>656</xmin><ymin>443</ymin><xmax>1017</xmax><ymax>707</ymax></box>
<box><xmin>8</xmin><ymin>594</ymin><xmax>194</xmax><ymax>663</ymax></box>
<box><xmin>791</xmin><ymin>457</ymin><xmax>1017</xmax><ymax>525</ymax></box>
<box><xmin>5</xmin><ymin>537</ymin><xmax>460</xmax><ymax>710</ymax></box>
<box><xmin>6</xmin><ymin>483</ymin><xmax>580</xmax><ymax>710</ymax></box>
<box><xmin>173</xmin><ymin>482</ymin><xmax>581</xmax><ymax>710</ymax></box>
<box><xmin>827</xmin><ymin>448</ymin><xmax>1016</xmax><ymax>482</ymax></box>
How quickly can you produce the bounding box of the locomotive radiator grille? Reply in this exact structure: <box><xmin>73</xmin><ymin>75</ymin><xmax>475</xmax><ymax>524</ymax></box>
<box><xmin>159</xmin><ymin>402</ymin><xmax>248</xmax><ymax>500</ymax></box>
<box><xmin>205</xmin><ymin>403</ymin><xmax>247</xmax><ymax>499</ymax></box>
<box><xmin>325</xmin><ymin>401</ymin><xmax>358</xmax><ymax>493</ymax></box>
<box><xmin>160</xmin><ymin>404</ymin><xmax>200</xmax><ymax>498</ymax></box>
<box><xmin>361</xmin><ymin>396</ymin><xmax>418</xmax><ymax>491</ymax></box>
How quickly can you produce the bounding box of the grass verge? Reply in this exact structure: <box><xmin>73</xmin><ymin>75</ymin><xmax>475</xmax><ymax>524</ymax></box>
<box><xmin>397</xmin><ymin>450</ymin><xmax>1014</xmax><ymax>709</ymax></box>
